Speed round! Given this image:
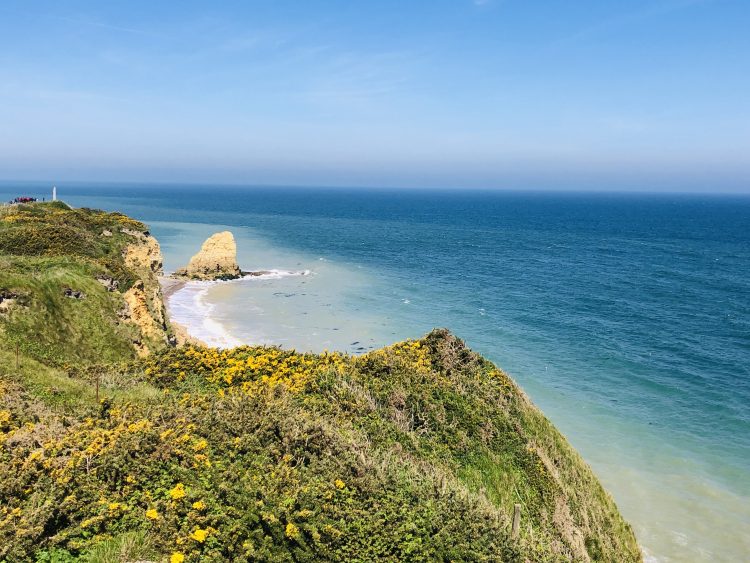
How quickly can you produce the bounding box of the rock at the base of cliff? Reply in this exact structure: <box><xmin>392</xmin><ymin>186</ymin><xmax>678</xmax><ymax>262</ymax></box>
<box><xmin>174</xmin><ymin>231</ymin><xmax>242</xmax><ymax>281</ymax></box>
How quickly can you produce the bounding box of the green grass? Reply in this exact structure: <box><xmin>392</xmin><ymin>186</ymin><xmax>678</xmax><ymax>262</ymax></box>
<box><xmin>34</xmin><ymin>531</ymin><xmax>156</xmax><ymax>563</ymax></box>
<box><xmin>0</xmin><ymin>255</ymin><xmax>138</xmax><ymax>365</ymax></box>
<box><xmin>0</xmin><ymin>348</ymin><xmax>162</xmax><ymax>415</ymax></box>
<box><xmin>0</xmin><ymin>203</ymin><xmax>170</xmax><ymax>366</ymax></box>
<box><xmin>0</xmin><ymin>202</ymin><xmax>142</xmax><ymax>263</ymax></box>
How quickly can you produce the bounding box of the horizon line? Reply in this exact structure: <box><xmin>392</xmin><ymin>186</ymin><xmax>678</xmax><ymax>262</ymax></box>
<box><xmin>1</xmin><ymin>178</ymin><xmax>749</xmax><ymax>196</ymax></box>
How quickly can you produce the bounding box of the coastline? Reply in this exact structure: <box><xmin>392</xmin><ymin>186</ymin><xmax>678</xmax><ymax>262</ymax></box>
<box><xmin>159</xmin><ymin>275</ymin><xmax>186</xmax><ymax>299</ymax></box>
<box><xmin>159</xmin><ymin>268</ymin><xmax>317</xmax><ymax>351</ymax></box>
<box><xmin>160</xmin><ymin>277</ymin><xmax>244</xmax><ymax>348</ymax></box>
<box><xmin>0</xmin><ymin>200</ymin><xmax>645</xmax><ymax>561</ymax></box>
<box><xmin>159</xmin><ymin>276</ymin><xmax>208</xmax><ymax>347</ymax></box>
<box><xmin>4</xmin><ymin>188</ymin><xmax>744</xmax><ymax>560</ymax></box>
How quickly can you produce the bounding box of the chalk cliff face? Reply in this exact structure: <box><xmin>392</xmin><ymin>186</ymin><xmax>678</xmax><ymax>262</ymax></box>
<box><xmin>122</xmin><ymin>229</ymin><xmax>163</xmax><ymax>275</ymax></box>
<box><xmin>121</xmin><ymin>233</ymin><xmax>171</xmax><ymax>356</ymax></box>
<box><xmin>173</xmin><ymin>231</ymin><xmax>242</xmax><ymax>280</ymax></box>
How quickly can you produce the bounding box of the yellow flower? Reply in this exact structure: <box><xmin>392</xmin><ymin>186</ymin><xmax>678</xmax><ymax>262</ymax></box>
<box><xmin>108</xmin><ymin>502</ymin><xmax>121</xmax><ymax>511</ymax></box>
<box><xmin>190</xmin><ymin>528</ymin><xmax>208</xmax><ymax>543</ymax></box>
<box><xmin>169</xmin><ymin>483</ymin><xmax>186</xmax><ymax>500</ymax></box>
<box><xmin>285</xmin><ymin>522</ymin><xmax>300</xmax><ymax>539</ymax></box>
<box><xmin>334</xmin><ymin>479</ymin><xmax>345</xmax><ymax>489</ymax></box>
<box><xmin>170</xmin><ymin>553</ymin><xmax>185</xmax><ymax>563</ymax></box>
<box><xmin>145</xmin><ymin>508</ymin><xmax>159</xmax><ymax>520</ymax></box>
<box><xmin>192</xmin><ymin>500</ymin><xmax>206</xmax><ymax>511</ymax></box>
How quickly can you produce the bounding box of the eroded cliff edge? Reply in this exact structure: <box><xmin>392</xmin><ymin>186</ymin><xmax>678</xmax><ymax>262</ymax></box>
<box><xmin>0</xmin><ymin>201</ymin><xmax>173</xmax><ymax>364</ymax></box>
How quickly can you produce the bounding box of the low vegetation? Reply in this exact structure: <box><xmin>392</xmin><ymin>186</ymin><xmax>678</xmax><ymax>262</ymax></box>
<box><xmin>0</xmin><ymin>202</ymin><xmax>171</xmax><ymax>365</ymax></box>
<box><xmin>0</xmin><ymin>203</ymin><xmax>641</xmax><ymax>562</ymax></box>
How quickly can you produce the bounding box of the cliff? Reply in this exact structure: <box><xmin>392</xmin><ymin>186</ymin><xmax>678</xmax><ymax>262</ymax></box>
<box><xmin>0</xmin><ymin>203</ymin><xmax>641</xmax><ymax>562</ymax></box>
<box><xmin>173</xmin><ymin>231</ymin><xmax>242</xmax><ymax>280</ymax></box>
<box><xmin>0</xmin><ymin>202</ymin><xmax>173</xmax><ymax>364</ymax></box>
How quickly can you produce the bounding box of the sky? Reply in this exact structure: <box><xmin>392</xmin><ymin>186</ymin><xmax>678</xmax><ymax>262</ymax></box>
<box><xmin>0</xmin><ymin>0</ymin><xmax>748</xmax><ymax>191</ymax></box>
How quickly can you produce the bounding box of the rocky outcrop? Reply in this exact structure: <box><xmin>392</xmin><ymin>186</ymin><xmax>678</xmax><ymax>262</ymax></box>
<box><xmin>96</xmin><ymin>276</ymin><xmax>119</xmax><ymax>292</ymax></box>
<box><xmin>122</xmin><ymin>280</ymin><xmax>168</xmax><ymax>357</ymax></box>
<box><xmin>121</xmin><ymin>230</ymin><xmax>171</xmax><ymax>354</ymax></box>
<box><xmin>122</xmin><ymin>230</ymin><xmax>163</xmax><ymax>275</ymax></box>
<box><xmin>0</xmin><ymin>290</ymin><xmax>21</xmax><ymax>314</ymax></box>
<box><xmin>173</xmin><ymin>231</ymin><xmax>242</xmax><ymax>280</ymax></box>
<box><xmin>63</xmin><ymin>288</ymin><xmax>85</xmax><ymax>299</ymax></box>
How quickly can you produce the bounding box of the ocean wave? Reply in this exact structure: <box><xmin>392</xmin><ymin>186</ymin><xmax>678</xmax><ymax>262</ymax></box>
<box><xmin>167</xmin><ymin>268</ymin><xmax>311</xmax><ymax>287</ymax></box>
<box><xmin>240</xmin><ymin>268</ymin><xmax>311</xmax><ymax>281</ymax></box>
<box><xmin>167</xmin><ymin>282</ymin><xmax>244</xmax><ymax>348</ymax></box>
<box><xmin>164</xmin><ymin>269</ymin><xmax>311</xmax><ymax>348</ymax></box>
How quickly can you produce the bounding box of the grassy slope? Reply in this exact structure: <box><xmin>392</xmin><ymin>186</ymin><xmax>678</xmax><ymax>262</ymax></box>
<box><xmin>0</xmin><ymin>202</ymin><xmax>169</xmax><ymax>365</ymax></box>
<box><xmin>0</xmin><ymin>204</ymin><xmax>641</xmax><ymax>562</ymax></box>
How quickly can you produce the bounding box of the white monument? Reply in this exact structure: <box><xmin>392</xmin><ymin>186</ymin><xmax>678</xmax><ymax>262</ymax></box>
<box><xmin>52</xmin><ymin>186</ymin><xmax>57</xmax><ymax>201</ymax></box>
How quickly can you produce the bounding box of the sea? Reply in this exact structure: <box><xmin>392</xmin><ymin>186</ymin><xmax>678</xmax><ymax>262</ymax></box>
<box><xmin>2</xmin><ymin>182</ymin><xmax>749</xmax><ymax>561</ymax></box>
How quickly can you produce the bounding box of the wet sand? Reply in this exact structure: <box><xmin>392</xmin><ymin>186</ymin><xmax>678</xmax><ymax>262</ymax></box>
<box><xmin>159</xmin><ymin>276</ymin><xmax>186</xmax><ymax>299</ymax></box>
<box><xmin>158</xmin><ymin>276</ymin><xmax>207</xmax><ymax>346</ymax></box>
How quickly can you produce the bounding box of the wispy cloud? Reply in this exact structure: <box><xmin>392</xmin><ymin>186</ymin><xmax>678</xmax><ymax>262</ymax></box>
<box><xmin>551</xmin><ymin>0</ymin><xmax>715</xmax><ymax>47</ymax></box>
<box><xmin>294</xmin><ymin>50</ymin><xmax>418</xmax><ymax>109</ymax></box>
<box><xmin>0</xmin><ymin>6</ymin><xmax>163</xmax><ymax>38</ymax></box>
<box><xmin>48</xmin><ymin>14</ymin><xmax>157</xmax><ymax>37</ymax></box>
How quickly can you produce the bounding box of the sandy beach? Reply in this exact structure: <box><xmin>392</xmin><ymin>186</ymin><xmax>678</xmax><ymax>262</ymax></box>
<box><xmin>158</xmin><ymin>276</ymin><xmax>208</xmax><ymax>346</ymax></box>
<box><xmin>159</xmin><ymin>276</ymin><xmax>186</xmax><ymax>299</ymax></box>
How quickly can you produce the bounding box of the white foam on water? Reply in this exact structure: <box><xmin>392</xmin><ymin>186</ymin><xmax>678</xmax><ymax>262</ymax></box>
<box><xmin>641</xmin><ymin>547</ymin><xmax>661</xmax><ymax>563</ymax></box>
<box><xmin>165</xmin><ymin>269</ymin><xmax>312</xmax><ymax>348</ymax></box>
<box><xmin>167</xmin><ymin>281</ymin><xmax>244</xmax><ymax>348</ymax></box>
<box><xmin>239</xmin><ymin>269</ymin><xmax>311</xmax><ymax>281</ymax></box>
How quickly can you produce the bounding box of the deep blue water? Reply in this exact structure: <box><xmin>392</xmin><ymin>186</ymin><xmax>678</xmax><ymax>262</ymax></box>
<box><xmin>3</xmin><ymin>182</ymin><xmax>749</xmax><ymax>560</ymax></box>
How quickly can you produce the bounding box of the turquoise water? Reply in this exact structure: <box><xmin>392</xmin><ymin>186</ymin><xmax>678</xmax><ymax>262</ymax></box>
<box><xmin>3</xmin><ymin>182</ymin><xmax>749</xmax><ymax>561</ymax></box>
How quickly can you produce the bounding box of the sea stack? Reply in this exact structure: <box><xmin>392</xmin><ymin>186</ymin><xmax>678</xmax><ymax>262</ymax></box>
<box><xmin>173</xmin><ymin>231</ymin><xmax>242</xmax><ymax>280</ymax></box>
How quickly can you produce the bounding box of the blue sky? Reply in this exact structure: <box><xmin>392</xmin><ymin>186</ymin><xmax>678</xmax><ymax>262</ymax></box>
<box><xmin>0</xmin><ymin>0</ymin><xmax>748</xmax><ymax>191</ymax></box>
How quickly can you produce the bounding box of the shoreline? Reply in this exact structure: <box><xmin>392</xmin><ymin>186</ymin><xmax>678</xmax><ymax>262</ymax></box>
<box><xmin>158</xmin><ymin>269</ymin><xmax>314</xmax><ymax>350</ymax></box>
<box><xmin>159</xmin><ymin>276</ymin><xmax>208</xmax><ymax>347</ymax></box>
<box><xmin>159</xmin><ymin>275</ymin><xmax>186</xmax><ymax>299</ymax></box>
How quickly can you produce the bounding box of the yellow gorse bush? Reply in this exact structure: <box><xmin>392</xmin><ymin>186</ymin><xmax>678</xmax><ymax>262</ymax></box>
<box><xmin>355</xmin><ymin>339</ymin><xmax>433</xmax><ymax>375</ymax></box>
<box><xmin>3</xmin><ymin>332</ymin><xmax>532</xmax><ymax>561</ymax></box>
<box><xmin>190</xmin><ymin>528</ymin><xmax>209</xmax><ymax>543</ymax></box>
<box><xmin>169</xmin><ymin>483</ymin><xmax>186</xmax><ymax>500</ymax></box>
<box><xmin>0</xmin><ymin>400</ymin><xmax>222</xmax><ymax>559</ymax></box>
<box><xmin>285</xmin><ymin>522</ymin><xmax>300</xmax><ymax>539</ymax></box>
<box><xmin>143</xmin><ymin>341</ymin><xmax>433</xmax><ymax>401</ymax></box>
<box><xmin>144</xmin><ymin>345</ymin><xmax>349</xmax><ymax>396</ymax></box>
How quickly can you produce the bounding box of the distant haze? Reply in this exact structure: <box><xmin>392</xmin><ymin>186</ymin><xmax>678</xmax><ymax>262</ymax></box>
<box><xmin>0</xmin><ymin>0</ymin><xmax>748</xmax><ymax>192</ymax></box>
